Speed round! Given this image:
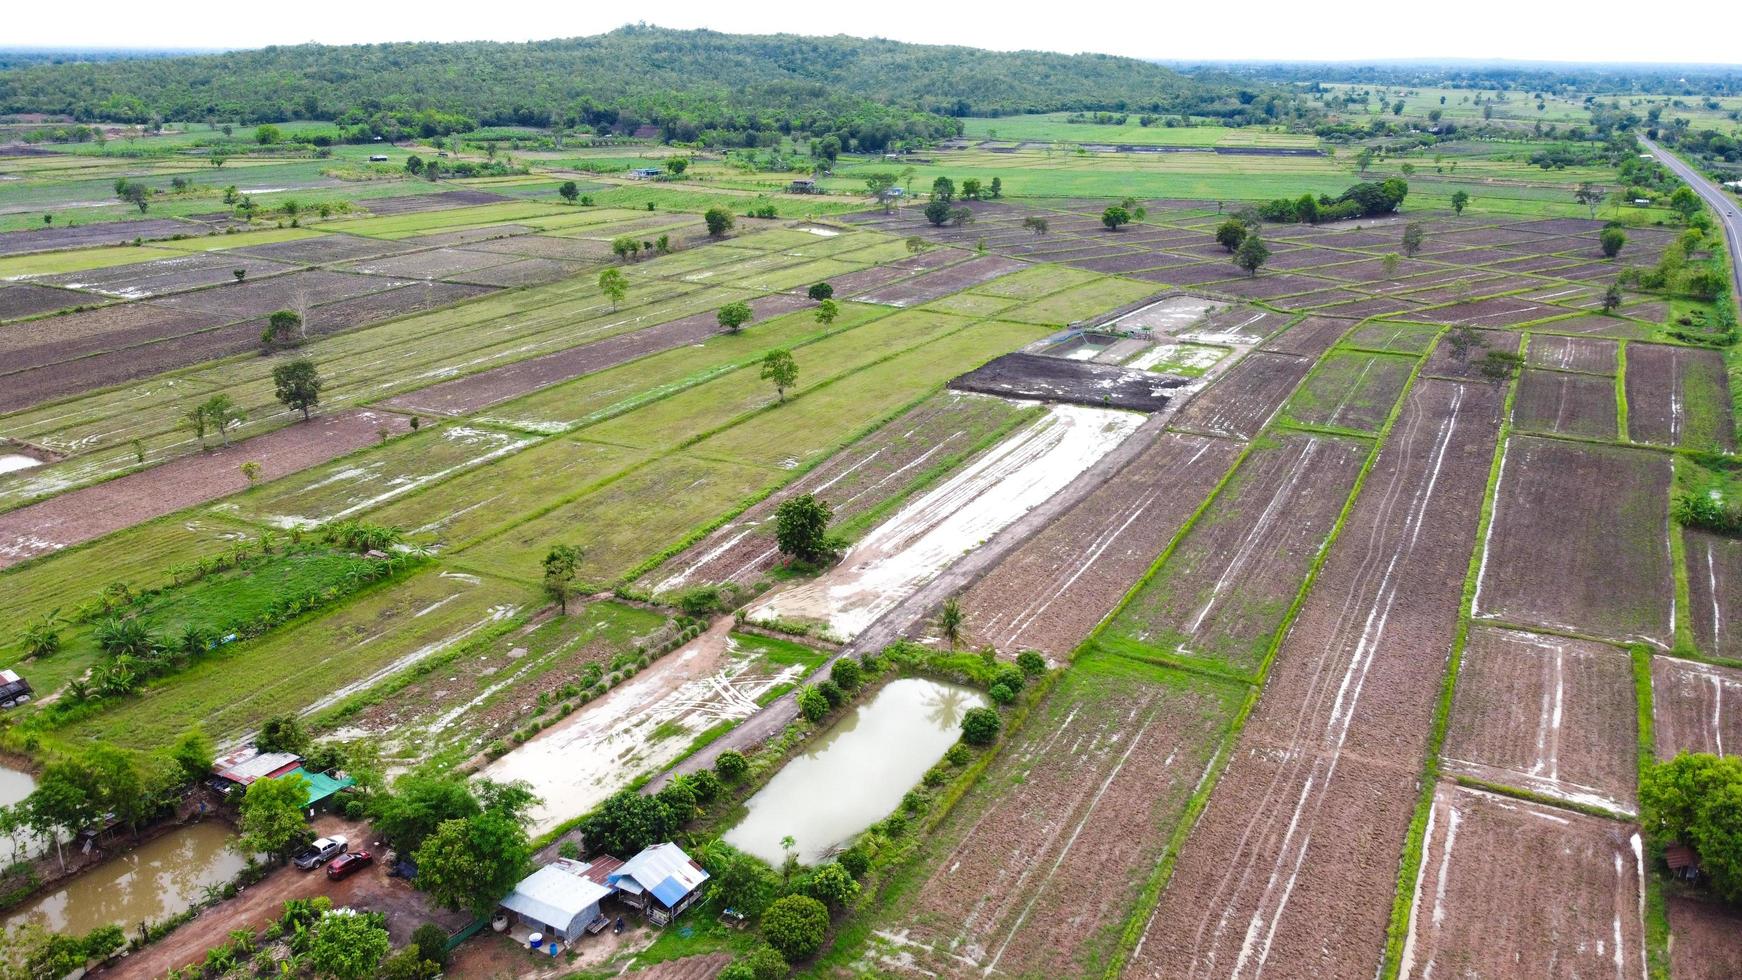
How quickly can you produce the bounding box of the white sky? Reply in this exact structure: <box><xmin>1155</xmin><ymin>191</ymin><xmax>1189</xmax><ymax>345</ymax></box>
<box><xmin>7</xmin><ymin>1</ymin><xmax>1740</xmax><ymax>66</ymax></box>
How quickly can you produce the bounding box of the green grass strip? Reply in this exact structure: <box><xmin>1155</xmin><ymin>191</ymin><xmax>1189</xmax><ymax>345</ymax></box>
<box><xmin>1617</xmin><ymin>339</ymin><xmax>1632</xmax><ymax>441</ymax></box>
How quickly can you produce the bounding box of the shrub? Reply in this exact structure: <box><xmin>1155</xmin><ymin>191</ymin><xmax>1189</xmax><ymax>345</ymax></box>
<box><xmin>991</xmin><ymin>664</ymin><xmax>1024</xmax><ymax>691</ymax></box>
<box><xmin>807</xmin><ymin>282</ymin><xmax>834</xmax><ymax>301</ymax></box>
<box><xmin>987</xmin><ymin>682</ymin><xmax>1017</xmax><ymax>705</ymax></box>
<box><xmin>838</xmin><ymin>846</ymin><xmax>871</xmax><ymax>877</ymax></box>
<box><xmin>797</xmin><ymin>685</ymin><xmax>829</xmax><ymax>723</ymax></box>
<box><xmin>817</xmin><ymin>679</ymin><xmax>844</xmax><ymax>708</ymax></box>
<box><xmin>761</xmin><ymin>894</ymin><xmax>829</xmax><ymax>961</ymax></box>
<box><xmin>715</xmin><ymin>750</ymin><xmax>749</xmax><ymax>781</ymax></box>
<box><xmin>944</xmin><ymin>743</ymin><xmax>972</xmax><ymax>767</ymax></box>
<box><xmin>688</xmin><ymin>768</ymin><xmax>723</xmax><ymax>803</ymax></box>
<box><xmin>1015</xmin><ymin>650</ymin><xmax>1047</xmax><ymax>676</ymax></box>
<box><xmin>727</xmin><ymin>945</ymin><xmax>788</xmax><ymax>980</ymax></box>
<box><xmin>961</xmin><ymin>707</ymin><xmax>1001</xmax><ymax>746</ymax></box>
<box><xmin>829</xmin><ymin>658</ymin><xmax>862</xmax><ymax>691</ymax></box>
<box><xmin>806</xmin><ymin>861</ymin><xmax>861</xmax><ymax>908</ymax></box>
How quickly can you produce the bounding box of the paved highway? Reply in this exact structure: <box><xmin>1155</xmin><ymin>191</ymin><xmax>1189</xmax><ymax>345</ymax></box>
<box><xmin>1642</xmin><ymin>136</ymin><xmax>1742</xmax><ymax>298</ymax></box>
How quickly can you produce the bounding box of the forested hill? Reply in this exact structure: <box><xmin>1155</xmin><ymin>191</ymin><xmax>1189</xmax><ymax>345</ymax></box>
<box><xmin>0</xmin><ymin>26</ymin><xmax>1286</xmax><ymax>145</ymax></box>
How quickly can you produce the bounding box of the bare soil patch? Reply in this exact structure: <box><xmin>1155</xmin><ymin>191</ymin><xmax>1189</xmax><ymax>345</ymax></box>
<box><xmin>1102</xmin><ymin>431</ymin><xmax>1369</xmax><ymax>673</ymax></box>
<box><xmin>1207</xmin><ymin>272</ymin><xmax>1331</xmax><ymax>300</ymax></box>
<box><xmin>1528</xmin><ymin>335</ymin><xmax>1618</xmax><ymax>374</ymax></box>
<box><xmin>1685</xmin><ymin>530</ymin><xmax>1742</xmax><ymax>660</ymax></box>
<box><xmin>360</xmin><ymin>190</ymin><xmax>514</xmax><ymax>215</ymax></box>
<box><xmin>400</xmin><ymin>223</ymin><xmax>540</xmax><ymax>247</ymax></box>
<box><xmin>964</xmin><ymin>430</ymin><xmax>1242</xmax><ymax>658</ymax></box>
<box><xmin>1402</xmin><ymin>296</ymin><xmax>1563</xmax><ymax>327</ymax></box>
<box><xmin>460</xmin><ymin>235</ymin><xmax>613</xmax><ymax>261</ymax></box>
<box><xmin>448</xmin><ymin>256</ymin><xmax>587</xmax><ymax>288</ymax></box>
<box><xmin>1169</xmin><ymin>351</ymin><xmax>1313</xmax><ymax>439</ymax></box>
<box><xmin>0</xmin><ymin>301</ymin><xmax>227</xmax><ymax>373</ymax></box>
<box><xmin>1129</xmin><ymin>263</ymin><xmax>1235</xmax><ymax>287</ymax></box>
<box><xmin>0</xmin><ymin>410</ymin><xmax>410</xmax><ymax>569</ymax></box>
<box><xmin>1133</xmin><ymin>378</ymin><xmax>1502</xmax><ymax>978</ymax></box>
<box><xmin>1651</xmin><ymin>655</ymin><xmax>1742</xmax><ymax>758</ymax></box>
<box><xmin>339</xmin><ymin>246</ymin><xmax>520</xmax><ymax>280</ymax></box>
<box><xmin>1421</xmin><ymin>328</ymin><xmax>1515</xmax><ymax>380</ymax></box>
<box><xmin>1475</xmin><ymin>436</ymin><xmax>1674</xmax><ymax>647</ymax></box>
<box><xmin>0</xmin><ymin>218</ymin><xmax>194</xmax><ymax>256</ymax></box>
<box><xmin>1399</xmin><ymin>784</ymin><xmax>1646</xmax><ymax>980</ymax></box>
<box><xmin>0</xmin><ymin>283</ymin><xmax>96</xmax><ymax>321</ymax></box>
<box><xmin>1512</xmin><ymin>368</ymin><xmax>1620</xmax><ymax>439</ymax></box>
<box><xmin>1443</xmin><ymin>626</ymin><xmax>1638</xmax><ymax>811</ymax></box>
<box><xmin>1260</xmin><ymin>315</ymin><xmax>1351</xmax><ymax>358</ymax></box>
<box><xmin>41</xmin><ymin>252</ymin><xmax>295</xmax><ymax>298</ymax></box>
<box><xmin>229</xmin><ymin>233</ymin><xmax>416</xmax><ymax>264</ymax></box>
<box><xmin>1625</xmin><ymin>343</ymin><xmax>1736</xmax><ymax>452</ymax></box>
<box><xmin>948</xmin><ymin>352</ymin><xmax>1179</xmax><ymax>411</ymax></box>
<box><xmin>156</xmin><ymin>269</ymin><xmax>407</xmax><ymax>318</ymax></box>
<box><xmin>853</xmin><ymin>254</ymin><xmax>1027</xmax><ymax>307</ymax></box>
<box><xmin>1668</xmin><ymin>894</ymin><xmax>1742</xmax><ymax>980</ymax></box>
<box><xmin>1310</xmin><ymin>295</ymin><xmax>1424</xmax><ymax>320</ymax></box>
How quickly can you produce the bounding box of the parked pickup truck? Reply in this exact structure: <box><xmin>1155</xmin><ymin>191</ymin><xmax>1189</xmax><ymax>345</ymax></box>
<box><xmin>293</xmin><ymin>836</ymin><xmax>348</xmax><ymax>870</ymax></box>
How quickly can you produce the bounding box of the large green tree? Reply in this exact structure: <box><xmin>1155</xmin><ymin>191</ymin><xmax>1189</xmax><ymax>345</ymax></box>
<box><xmin>774</xmin><ymin>494</ymin><xmax>834</xmax><ymax>564</ymax></box>
<box><xmin>307</xmin><ymin>910</ymin><xmax>392</xmax><ymax>980</ymax></box>
<box><xmin>272</xmin><ymin>359</ymin><xmax>324</xmax><ymax>421</ymax></box>
<box><xmin>237</xmin><ymin>771</ymin><xmax>311</xmax><ymax>862</ymax></box>
<box><xmin>413</xmin><ymin>810</ymin><xmax>533</xmax><ymax>917</ymax></box>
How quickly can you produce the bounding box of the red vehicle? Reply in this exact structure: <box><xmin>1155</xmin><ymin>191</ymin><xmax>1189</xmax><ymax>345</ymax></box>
<box><xmin>325</xmin><ymin>850</ymin><xmax>373</xmax><ymax>881</ymax></box>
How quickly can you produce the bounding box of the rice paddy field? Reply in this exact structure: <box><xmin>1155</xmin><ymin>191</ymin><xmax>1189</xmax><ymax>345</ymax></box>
<box><xmin>0</xmin><ymin>105</ymin><xmax>1736</xmax><ymax>979</ymax></box>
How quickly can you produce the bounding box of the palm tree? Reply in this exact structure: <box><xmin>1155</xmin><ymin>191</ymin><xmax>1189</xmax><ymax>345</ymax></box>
<box><xmin>938</xmin><ymin>597</ymin><xmax>964</xmax><ymax>651</ymax></box>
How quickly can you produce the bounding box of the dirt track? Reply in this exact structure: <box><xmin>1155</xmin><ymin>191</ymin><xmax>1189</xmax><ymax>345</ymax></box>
<box><xmin>1131</xmin><ymin>378</ymin><xmax>1501</xmax><ymax>978</ymax></box>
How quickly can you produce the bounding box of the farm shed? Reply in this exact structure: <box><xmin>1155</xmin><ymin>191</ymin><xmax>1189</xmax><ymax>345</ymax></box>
<box><xmin>628</xmin><ymin>167</ymin><xmax>664</xmax><ymax>179</ymax></box>
<box><xmin>499</xmin><ymin>857</ymin><xmax>620</xmax><ymax>941</ymax></box>
<box><xmin>789</xmin><ymin>178</ymin><xmax>818</xmax><ymax>194</ymax></box>
<box><xmin>608</xmin><ymin>842</ymin><xmax>709</xmax><ymax>925</ymax></box>
<box><xmin>208</xmin><ymin>746</ymin><xmax>302</xmax><ymax>793</ymax></box>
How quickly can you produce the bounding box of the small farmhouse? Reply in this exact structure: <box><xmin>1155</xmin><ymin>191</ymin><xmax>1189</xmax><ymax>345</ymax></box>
<box><xmin>608</xmin><ymin>842</ymin><xmax>709</xmax><ymax>925</ymax></box>
<box><xmin>499</xmin><ymin>856</ymin><xmax>623</xmax><ymax>941</ymax></box>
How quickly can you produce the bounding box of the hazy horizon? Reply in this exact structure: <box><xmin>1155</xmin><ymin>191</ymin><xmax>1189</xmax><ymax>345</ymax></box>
<box><xmin>7</xmin><ymin>3</ymin><xmax>1740</xmax><ymax>69</ymax></box>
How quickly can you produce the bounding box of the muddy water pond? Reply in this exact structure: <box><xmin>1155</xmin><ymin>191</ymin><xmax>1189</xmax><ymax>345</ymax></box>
<box><xmin>6</xmin><ymin>821</ymin><xmax>244</xmax><ymax>935</ymax></box>
<box><xmin>724</xmin><ymin>678</ymin><xmax>986</xmax><ymax>865</ymax></box>
<box><xmin>0</xmin><ymin>763</ymin><xmax>35</xmax><ymax>864</ymax></box>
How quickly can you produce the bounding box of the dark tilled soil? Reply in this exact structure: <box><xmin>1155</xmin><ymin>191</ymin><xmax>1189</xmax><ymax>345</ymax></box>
<box><xmin>1403</xmin><ymin>784</ymin><xmax>1646</xmax><ymax>979</ymax></box>
<box><xmin>1442</xmin><ymin>626</ymin><xmax>1639</xmax><ymax>809</ymax></box>
<box><xmin>41</xmin><ymin>252</ymin><xmax>296</xmax><ymax>298</ymax></box>
<box><xmin>0</xmin><ymin>282</ymin><xmax>100</xmax><ymax>321</ymax></box>
<box><xmin>1476</xmin><ymin>436</ymin><xmax>1674</xmax><ymax>647</ymax></box>
<box><xmin>0</xmin><ymin>218</ymin><xmax>195</xmax><ymax>256</ymax></box>
<box><xmin>1668</xmin><ymin>895</ymin><xmax>1742</xmax><ymax>980</ymax></box>
<box><xmin>359</xmin><ymin>189</ymin><xmax>514</xmax><ymax>215</ymax></box>
<box><xmin>1526</xmin><ymin>335</ymin><xmax>1617</xmax><ymax>374</ymax></box>
<box><xmin>1650</xmin><ymin>654</ymin><xmax>1742</xmax><ymax>758</ymax></box>
<box><xmin>853</xmin><ymin>254</ymin><xmax>1026</xmax><ymax>306</ymax></box>
<box><xmin>155</xmin><ymin>269</ymin><xmax>407</xmax><ymax>318</ymax></box>
<box><xmin>964</xmin><ymin>430</ymin><xmax>1243</xmax><ymax>658</ymax></box>
<box><xmin>1684</xmin><ymin>530</ymin><xmax>1742</xmax><ymax>661</ymax></box>
<box><xmin>1625</xmin><ymin>343</ymin><xmax>1736</xmax><ymax>451</ymax></box>
<box><xmin>1168</xmin><ymin>351</ymin><xmax>1313</xmax><ymax>439</ymax></box>
<box><xmin>948</xmin><ymin>352</ymin><xmax>1179</xmax><ymax>411</ymax></box>
<box><xmin>1134</xmin><ymin>379</ymin><xmax>1502</xmax><ymax>979</ymax></box>
<box><xmin>229</xmin><ymin>232</ymin><xmax>418</xmax><ymax>264</ymax></box>
<box><xmin>1260</xmin><ymin>314</ymin><xmax>1353</xmax><ymax>358</ymax></box>
<box><xmin>0</xmin><ymin>301</ymin><xmax>229</xmax><ymax>374</ymax></box>
<box><xmin>1105</xmin><ymin>432</ymin><xmax>1369</xmax><ymax>673</ymax></box>
<box><xmin>1511</xmin><ymin>368</ymin><xmax>1620</xmax><ymax>439</ymax></box>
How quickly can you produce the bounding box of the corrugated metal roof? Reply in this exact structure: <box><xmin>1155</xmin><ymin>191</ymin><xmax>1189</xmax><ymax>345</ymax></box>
<box><xmin>211</xmin><ymin>747</ymin><xmax>303</xmax><ymax>785</ymax></box>
<box><xmin>501</xmin><ymin>863</ymin><xmax>612</xmax><ymax>930</ymax></box>
<box><xmin>609</xmin><ymin>843</ymin><xmax>708</xmax><ymax>909</ymax></box>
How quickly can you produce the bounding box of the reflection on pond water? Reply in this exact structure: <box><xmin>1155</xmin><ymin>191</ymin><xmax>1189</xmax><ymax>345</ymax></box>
<box><xmin>725</xmin><ymin>678</ymin><xmax>985</xmax><ymax>865</ymax></box>
<box><xmin>5</xmin><ymin>821</ymin><xmax>244</xmax><ymax>936</ymax></box>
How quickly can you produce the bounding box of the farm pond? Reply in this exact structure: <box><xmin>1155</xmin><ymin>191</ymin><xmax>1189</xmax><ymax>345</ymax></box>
<box><xmin>724</xmin><ymin>678</ymin><xmax>985</xmax><ymax>865</ymax></box>
<box><xmin>6</xmin><ymin>821</ymin><xmax>244</xmax><ymax>935</ymax></box>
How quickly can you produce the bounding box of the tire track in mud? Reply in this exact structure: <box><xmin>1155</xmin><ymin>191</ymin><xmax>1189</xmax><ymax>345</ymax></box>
<box><xmin>1129</xmin><ymin>378</ymin><xmax>1503</xmax><ymax>979</ymax></box>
